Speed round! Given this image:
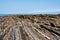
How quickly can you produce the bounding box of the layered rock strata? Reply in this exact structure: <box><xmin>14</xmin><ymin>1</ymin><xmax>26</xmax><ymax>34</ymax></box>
<box><xmin>0</xmin><ymin>15</ymin><xmax>60</xmax><ymax>40</ymax></box>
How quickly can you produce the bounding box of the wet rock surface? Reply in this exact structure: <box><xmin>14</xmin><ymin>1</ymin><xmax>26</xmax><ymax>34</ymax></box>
<box><xmin>0</xmin><ymin>15</ymin><xmax>60</xmax><ymax>40</ymax></box>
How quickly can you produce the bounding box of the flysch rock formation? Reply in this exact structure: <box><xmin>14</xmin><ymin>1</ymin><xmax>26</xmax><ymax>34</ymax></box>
<box><xmin>0</xmin><ymin>15</ymin><xmax>60</xmax><ymax>40</ymax></box>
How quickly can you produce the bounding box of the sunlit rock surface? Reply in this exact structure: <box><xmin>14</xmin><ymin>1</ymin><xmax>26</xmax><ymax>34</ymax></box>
<box><xmin>0</xmin><ymin>15</ymin><xmax>60</xmax><ymax>40</ymax></box>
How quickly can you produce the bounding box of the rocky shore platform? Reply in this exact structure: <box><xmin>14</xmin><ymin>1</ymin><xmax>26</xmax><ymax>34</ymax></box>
<box><xmin>0</xmin><ymin>14</ymin><xmax>60</xmax><ymax>40</ymax></box>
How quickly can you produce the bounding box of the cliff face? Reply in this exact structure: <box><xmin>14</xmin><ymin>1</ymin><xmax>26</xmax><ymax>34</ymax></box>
<box><xmin>0</xmin><ymin>15</ymin><xmax>60</xmax><ymax>40</ymax></box>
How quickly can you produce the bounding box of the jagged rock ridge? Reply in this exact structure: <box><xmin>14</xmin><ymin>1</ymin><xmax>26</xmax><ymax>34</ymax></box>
<box><xmin>0</xmin><ymin>15</ymin><xmax>60</xmax><ymax>40</ymax></box>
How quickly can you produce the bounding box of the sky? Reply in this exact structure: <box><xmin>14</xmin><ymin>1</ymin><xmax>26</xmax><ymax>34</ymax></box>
<box><xmin>0</xmin><ymin>0</ymin><xmax>60</xmax><ymax>14</ymax></box>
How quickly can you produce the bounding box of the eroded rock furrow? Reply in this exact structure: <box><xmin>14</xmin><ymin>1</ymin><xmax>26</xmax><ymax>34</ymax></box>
<box><xmin>0</xmin><ymin>15</ymin><xmax>60</xmax><ymax>40</ymax></box>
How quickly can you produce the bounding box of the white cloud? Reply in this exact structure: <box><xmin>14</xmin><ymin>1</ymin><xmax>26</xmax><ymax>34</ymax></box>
<box><xmin>0</xmin><ymin>9</ymin><xmax>60</xmax><ymax>14</ymax></box>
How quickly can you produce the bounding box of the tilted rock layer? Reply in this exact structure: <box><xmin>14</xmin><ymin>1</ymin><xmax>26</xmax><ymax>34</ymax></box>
<box><xmin>0</xmin><ymin>15</ymin><xmax>60</xmax><ymax>40</ymax></box>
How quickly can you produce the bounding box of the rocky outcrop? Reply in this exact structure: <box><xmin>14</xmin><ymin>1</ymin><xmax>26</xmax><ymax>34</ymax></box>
<box><xmin>0</xmin><ymin>15</ymin><xmax>60</xmax><ymax>40</ymax></box>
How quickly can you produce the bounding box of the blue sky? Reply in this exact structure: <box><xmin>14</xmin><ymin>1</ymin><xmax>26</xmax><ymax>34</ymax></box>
<box><xmin>0</xmin><ymin>0</ymin><xmax>60</xmax><ymax>14</ymax></box>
